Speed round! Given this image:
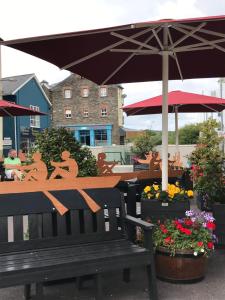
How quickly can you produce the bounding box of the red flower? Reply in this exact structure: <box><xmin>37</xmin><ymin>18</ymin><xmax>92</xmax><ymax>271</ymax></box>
<box><xmin>197</xmin><ymin>241</ymin><xmax>204</xmax><ymax>247</ymax></box>
<box><xmin>184</xmin><ymin>219</ymin><xmax>193</xmax><ymax>226</ymax></box>
<box><xmin>182</xmin><ymin>228</ymin><xmax>192</xmax><ymax>235</ymax></box>
<box><xmin>164</xmin><ymin>236</ymin><xmax>172</xmax><ymax>243</ymax></box>
<box><xmin>206</xmin><ymin>222</ymin><xmax>216</xmax><ymax>230</ymax></box>
<box><xmin>162</xmin><ymin>229</ymin><xmax>168</xmax><ymax>234</ymax></box>
<box><xmin>207</xmin><ymin>242</ymin><xmax>214</xmax><ymax>249</ymax></box>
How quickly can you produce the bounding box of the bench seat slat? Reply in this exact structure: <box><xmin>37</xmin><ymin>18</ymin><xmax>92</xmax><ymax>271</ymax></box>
<box><xmin>0</xmin><ymin>240</ymin><xmax>149</xmax><ymax>274</ymax></box>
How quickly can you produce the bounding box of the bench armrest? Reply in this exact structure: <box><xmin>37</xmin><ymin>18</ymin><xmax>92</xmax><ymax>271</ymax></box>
<box><xmin>124</xmin><ymin>215</ymin><xmax>154</xmax><ymax>230</ymax></box>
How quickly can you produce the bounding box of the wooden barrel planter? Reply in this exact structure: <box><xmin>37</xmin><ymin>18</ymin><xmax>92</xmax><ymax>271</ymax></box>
<box><xmin>141</xmin><ymin>198</ymin><xmax>190</xmax><ymax>223</ymax></box>
<box><xmin>155</xmin><ymin>247</ymin><xmax>207</xmax><ymax>283</ymax></box>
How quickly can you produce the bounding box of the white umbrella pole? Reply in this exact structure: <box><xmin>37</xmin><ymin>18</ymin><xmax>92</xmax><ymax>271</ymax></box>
<box><xmin>162</xmin><ymin>27</ymin><xmax>169</xmax><ymax>191</ymax></box>
<box><xmin>14</xmin><ymin>117</ymin><xmax>17</xmax><ymax>152</ymax></box>
<box><xmin>175</xmin><ymin>106</ymin><xmax>179</xmax><ymax>153</ymax></box>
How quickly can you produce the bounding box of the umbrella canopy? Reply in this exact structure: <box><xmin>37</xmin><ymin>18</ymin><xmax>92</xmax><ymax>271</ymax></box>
<box><xmin>3</xmin><ymin>15</ymin><xmax>225</xmax><ymax>189</ymax></box>
<box><xmin>123</xmin><ymin>90</ymin><xmax>225</xmax><ymax>115</ymax></box>
<box><xmin>0</xmin><ymin>99</ymin><xmax>46</xmax><ymax>117</ymax></box>
<box><xmin>3</xmin><ymin>15</ymin><xmax>225</xmax><ymax>84</ymax></box>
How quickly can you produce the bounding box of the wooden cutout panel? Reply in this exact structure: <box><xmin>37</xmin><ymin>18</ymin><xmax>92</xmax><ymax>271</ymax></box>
<box><xmin>97</xmin><ymin>151</ymin><xmax>183</xmax><ymax>181</ymax></box>
<box><xmin>0</xmin><ymin>151</ymin><xmax>120</xmax><ymax>216</ymax></box>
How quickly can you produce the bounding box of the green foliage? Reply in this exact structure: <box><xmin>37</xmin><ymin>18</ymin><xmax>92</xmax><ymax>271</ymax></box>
<box><xmin>33</xmin><ymin>127</ymin><xmax>97</xmax><ymax>177</ymax></box>
<box><xmin>189</xmin><ymin>119</ymin><xmax>225</xmax><ymax>206</ymax></box>
<box><xmin>131</xmin><ymin>130</ymin><xmax>157</xmax><ymax>158</ymax></box>
<box><xmin>179</xmin><ymin>123</ymin><xmax>200</xmax><ymax>144</ymax></box>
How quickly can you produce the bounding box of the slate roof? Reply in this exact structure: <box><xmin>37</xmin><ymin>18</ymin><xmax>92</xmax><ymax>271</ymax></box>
<box><xmin>2</xmin><ymin>74</ymin><xmax>34</xmax><ymax>95</ymax></box>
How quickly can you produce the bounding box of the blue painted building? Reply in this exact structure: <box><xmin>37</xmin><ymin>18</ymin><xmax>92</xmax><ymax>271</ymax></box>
<box><xmin>2</xmin><ymin>74</ymin><xmax>51</xmax><ymax>154</ymax></box>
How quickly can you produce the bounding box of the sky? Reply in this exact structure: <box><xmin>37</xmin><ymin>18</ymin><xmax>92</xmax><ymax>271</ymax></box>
<box><xmin>1</xmin><ymin>0</ymin><xmax>225</xmax><ymax>130</ymax></box>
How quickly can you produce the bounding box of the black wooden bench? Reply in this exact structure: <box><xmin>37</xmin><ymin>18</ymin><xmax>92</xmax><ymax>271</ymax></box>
<box><xmin>0</xmin><ymin>188</ymin><xmax>158</xmax><ymax>299</ymax></box>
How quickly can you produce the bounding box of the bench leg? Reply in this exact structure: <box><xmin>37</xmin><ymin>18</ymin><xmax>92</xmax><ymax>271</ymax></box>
<box><xmin>24</xmin><ymin>284</ymin><xmax>31</xmax><ymax>300</ymax></box>
<box><xmin>146</xmin><ymin>265</ymin><xmax>158</xmax><ymax>300</ymax></box>
<box><xmin>94</xmin><ymin>273</ymin><xmax>103</xmax><ymax>300</ymax></box>
<box><xmin>123</xmin><ymin>268</ymin><xmax>130</xmax><ymax>283</ymax></box>
<box><xmin>35</xmin><ymin>283</ymin><xmax>44</xmax><ymax>297</ymax></box>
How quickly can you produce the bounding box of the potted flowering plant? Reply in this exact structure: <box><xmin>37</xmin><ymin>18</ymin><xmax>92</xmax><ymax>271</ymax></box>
<box><xmin>141</xmin><ymin>183</ymin><xmax>193</xmax><ymax>222</ymax></box>
<box><xmin>153</xmin><ymin>210</ymin><xmax>216</xmax><ymax>283</ymax></box>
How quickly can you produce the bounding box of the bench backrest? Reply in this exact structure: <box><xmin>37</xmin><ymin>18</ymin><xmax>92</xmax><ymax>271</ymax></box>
<box><xmin>0</xmin><ymin>188</ymin><xmax>126</xmax><ymax>254</ymax></box>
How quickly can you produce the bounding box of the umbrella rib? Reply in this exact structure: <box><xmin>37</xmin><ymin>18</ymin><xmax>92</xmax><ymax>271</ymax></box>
<box><xmin>169</xmin><ymin>22</ymin><xmax>206</xmax><ymax>50</ymax></box>
<box><xmin>201</xmin><ymin>104</ymin><xmax>221</xmax><ymax>112</ymax></box>
<box><xmin>167</xmin><ymin>28</ymin><xmax>183</xmax><ymax>81</ymax></box>
<box><xmin>152</xmin><ymin>29</ymin><xmax>163</xmax><ymax>50</ymax></box>
<box><xmin>110</xmin><ymin>48</ymin><xmax>158</xmax><ymax>54</ymax></box>
<box><xmin>110</xmin><ymin>32</ymin><xmax>158</xmax><ymax>51</ymax></box>
<box><xmin>173</xmin><ymin>38</ymin><xmax>225</xmax><ymax>52</ymax></box>
<box><xmin>174</xmin><ymin>46</ymin><xmax>214</xmax><ymax>52</ymax></box>
<box><xmin>177</xmin><ymin>23</ymin><xmax>225</xmax><ymax>39</ymax></box>
<box><xmin>101</xmin><ymin>28</ymin><xmax>161</xmax><ymax>85</ymax></box>
<box><xmin>61</xmin><ymin>27</ymin><xmax>155</xmax><ymax>70</ymax></box>
<box><xmin>174</xmin><ymin>26</ymin><xmax>225</xmax><ymax>53</ymax></box>
<box><xmin>0</xmin><ymin>108</ymin><xmax>13</xmax><ymax>117</ymax></box>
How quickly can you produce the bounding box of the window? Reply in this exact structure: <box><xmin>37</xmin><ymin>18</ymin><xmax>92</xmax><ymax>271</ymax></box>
<box><xmin>81</xmin><ymin>87</ymin><xmax>89</xmax><ymax>97</ymax></box>
<box><xmin>30</xmin><ymin>105</ymin><xmax>40</xmax><ymax>128</ymax></box>
<box><xmin>65</xmin><ymin>109</ymin><xmax>72</xmax><ymax>118</ymax></box>
<box><xmin>83</xmin><ymin>108</ymin><xmax>89</xmax><ymax>117</ymax></box>
<box><xmin>94</xmin><ymin>129</ymin><xmax>107</xmax><ymax>146</ymax></box>
<box><xmin>101</xmin><ymin>107</ymin><xmax>108</xmax><ymax>117</ymax></box>
<box><xmin>100</xmin><ymin>86</ymin><xmax>107</xmax><ymax>97</ymax></box>
<box><xmin>80</xmin><ymin>130</ymin><xmax>90</xmax><ymax>146</ymax></box>
<box><xmin>64</xmin><ymin>89</ymin><xmax>72</xmax><ymax>99</ymax></box>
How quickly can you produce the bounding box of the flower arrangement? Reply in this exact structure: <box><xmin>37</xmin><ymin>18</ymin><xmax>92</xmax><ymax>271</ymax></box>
<box><xmin>142</xmin><ymin>182</ymin><xmax>193</xmax><ymax>202</ymax></box>
<box><xmin>153</xmin><ymin>210</ymin><xmax>216</xmax><ymax>256</ymax></box>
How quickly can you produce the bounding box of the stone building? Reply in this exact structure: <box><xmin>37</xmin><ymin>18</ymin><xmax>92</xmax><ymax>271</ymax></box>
<box><xmin>46</xmin><ymin>74</ymin><xmax>125</xmax><ymax>146</ymax></box>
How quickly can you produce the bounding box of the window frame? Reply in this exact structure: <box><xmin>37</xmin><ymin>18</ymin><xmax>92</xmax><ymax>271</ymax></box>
<box><xmin>30</xmin><ymin>105</ymin><xmax>40</xmax><ymax>128</ymax></box>
<box><xmin>64</xmin><ymin>88</ymin><xmax>72</xmax><ymax>99</ymax></box>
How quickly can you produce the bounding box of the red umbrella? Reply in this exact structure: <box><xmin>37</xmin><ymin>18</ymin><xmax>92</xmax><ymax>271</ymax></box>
<box><xmin>0</xmin><ymin>99</ymin><xmax>46</xmax><ymax>116</ymax></box>
<box><xmin>123</xmin><ymin>90</ymin><xmax>225</xmax><ymax>151</ymax></box>
<box><xmin>123</xmin><ymin>90</ymin><xmax>225</xmax><ymax>115</ymax></box>
<box><xmin>3</xmin><ymin>15</ymin><xmax>225</xmax><ymax>189</ymax></box>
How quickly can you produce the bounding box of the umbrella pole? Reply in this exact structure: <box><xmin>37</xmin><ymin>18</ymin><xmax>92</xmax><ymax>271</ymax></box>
<box><xmin>175</xmin><ymin>106</ymin><xmax>179</xmax><ymax>153</ymax></box>
<box><xmin>0</xmin><ymin>45</ymin><xmax>3</xmax><ymax>155</ymax></box>
<box><xmin>161</xmin><ymin>26</ymin><xmax>169</xmax><ymax>191</ymax></box>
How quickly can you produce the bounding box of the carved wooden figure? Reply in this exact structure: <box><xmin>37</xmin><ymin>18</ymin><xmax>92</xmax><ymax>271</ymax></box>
<box><xmin>97</xmin><ymin>152</ymin><xmax>117</xmax><ymax>175</ymax></box>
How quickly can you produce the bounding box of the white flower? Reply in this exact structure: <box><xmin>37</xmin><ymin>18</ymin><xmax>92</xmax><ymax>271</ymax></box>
<box><xmin>200</xmin><ymin>248</ymin><xmax>205</xmax><ymax>253</ymax></box>
<box><xmin>194</xmin><ymin>251</ymin><xmax>198</xmax><ymax>256</ymax></box>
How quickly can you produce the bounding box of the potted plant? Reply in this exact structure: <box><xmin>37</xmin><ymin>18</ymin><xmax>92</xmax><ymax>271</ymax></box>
<box><xmin>189</xmin><ymin>119</ymin><xmax>225</xmax><ymax>211</ymax></box>
<box><xmin>141</xmin><ymin>182</ymin><xmax>193</xmax><ymax>222</ymax></box>
<box><xmin>153</xmin><ymin>210</ymin><xmax>216</xmax><ymax>283</ymax></box>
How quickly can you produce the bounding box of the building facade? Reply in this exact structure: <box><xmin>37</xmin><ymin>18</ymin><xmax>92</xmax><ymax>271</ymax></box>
<box><xmin>48</xmin><ymin>74</ymin><xmax>125</xmax><ymax>146</ymax></box>
<box><xmin>2</xmin><ymin>74</ymin><xmax>51</xmax><ymax>154</ymax></box>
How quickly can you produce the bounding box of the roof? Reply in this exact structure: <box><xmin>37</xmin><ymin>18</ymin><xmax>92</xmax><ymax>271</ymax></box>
<box><xmin>2</xmin><ymin>73</ymin><xmax>52</xmax><ymax>106</ymax></box>
<box><xmin>49</xmin><ymin>74</ymin><xmax>123</xmax><ymax>90</ymax></box>
<box><xmin>2</xmin><ymin>74</ymin><xmax>34</xmax><ymax>95</ymax></box>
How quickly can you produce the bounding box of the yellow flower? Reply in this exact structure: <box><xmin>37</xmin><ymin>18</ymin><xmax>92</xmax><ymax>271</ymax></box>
<box><xmin>147</xmin><ymin>193</ymin><xmax>153</xmax><ymax>199</ymax></box>
<box><xmin>180</xmin><ymin>190</ymin><xmax>185</xmax><ymax>194</ymax></box>
<box><xmin>187</xmin><ymin>190</ymin><xmax>194</xmax><ymax>197</ymax></box>
<box><xmin>175</xmin><ymin>187</ymin><xmax>181</xmax><ymax>194</ymax></box>
<box><xmin>175</xmin><ymin>181</ymin><xmax>180</xmax><ymax>186</ymax></box>
<box><xmin>156</xmin><ymin>192</ymin><xmax>160</xmax><ymax>199</ymax></box>
<box><xmin>144</xmin><ymin>186</ymin><xmax>151</xmax><ymax>193</ymax></box>
<box><xmin>153</xmin><ymin>184</ymin><xmax>159</xmax><ymax>191</ymax></box>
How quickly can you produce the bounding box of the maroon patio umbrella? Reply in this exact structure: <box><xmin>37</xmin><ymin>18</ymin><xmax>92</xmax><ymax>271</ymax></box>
<box><xmin>3</xmin><ymin>15</ymin><xmax>225</xmax><ymax>189</ymax></box>
<box><xmin>123</xmin><ymin>90</ymin><xmax>225</xmax><ymax>150</ymax></box>
<box><xmin>0</xmin><ymin>99</ymin><xmax>46</xmax><ymax>116</ymax></box>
